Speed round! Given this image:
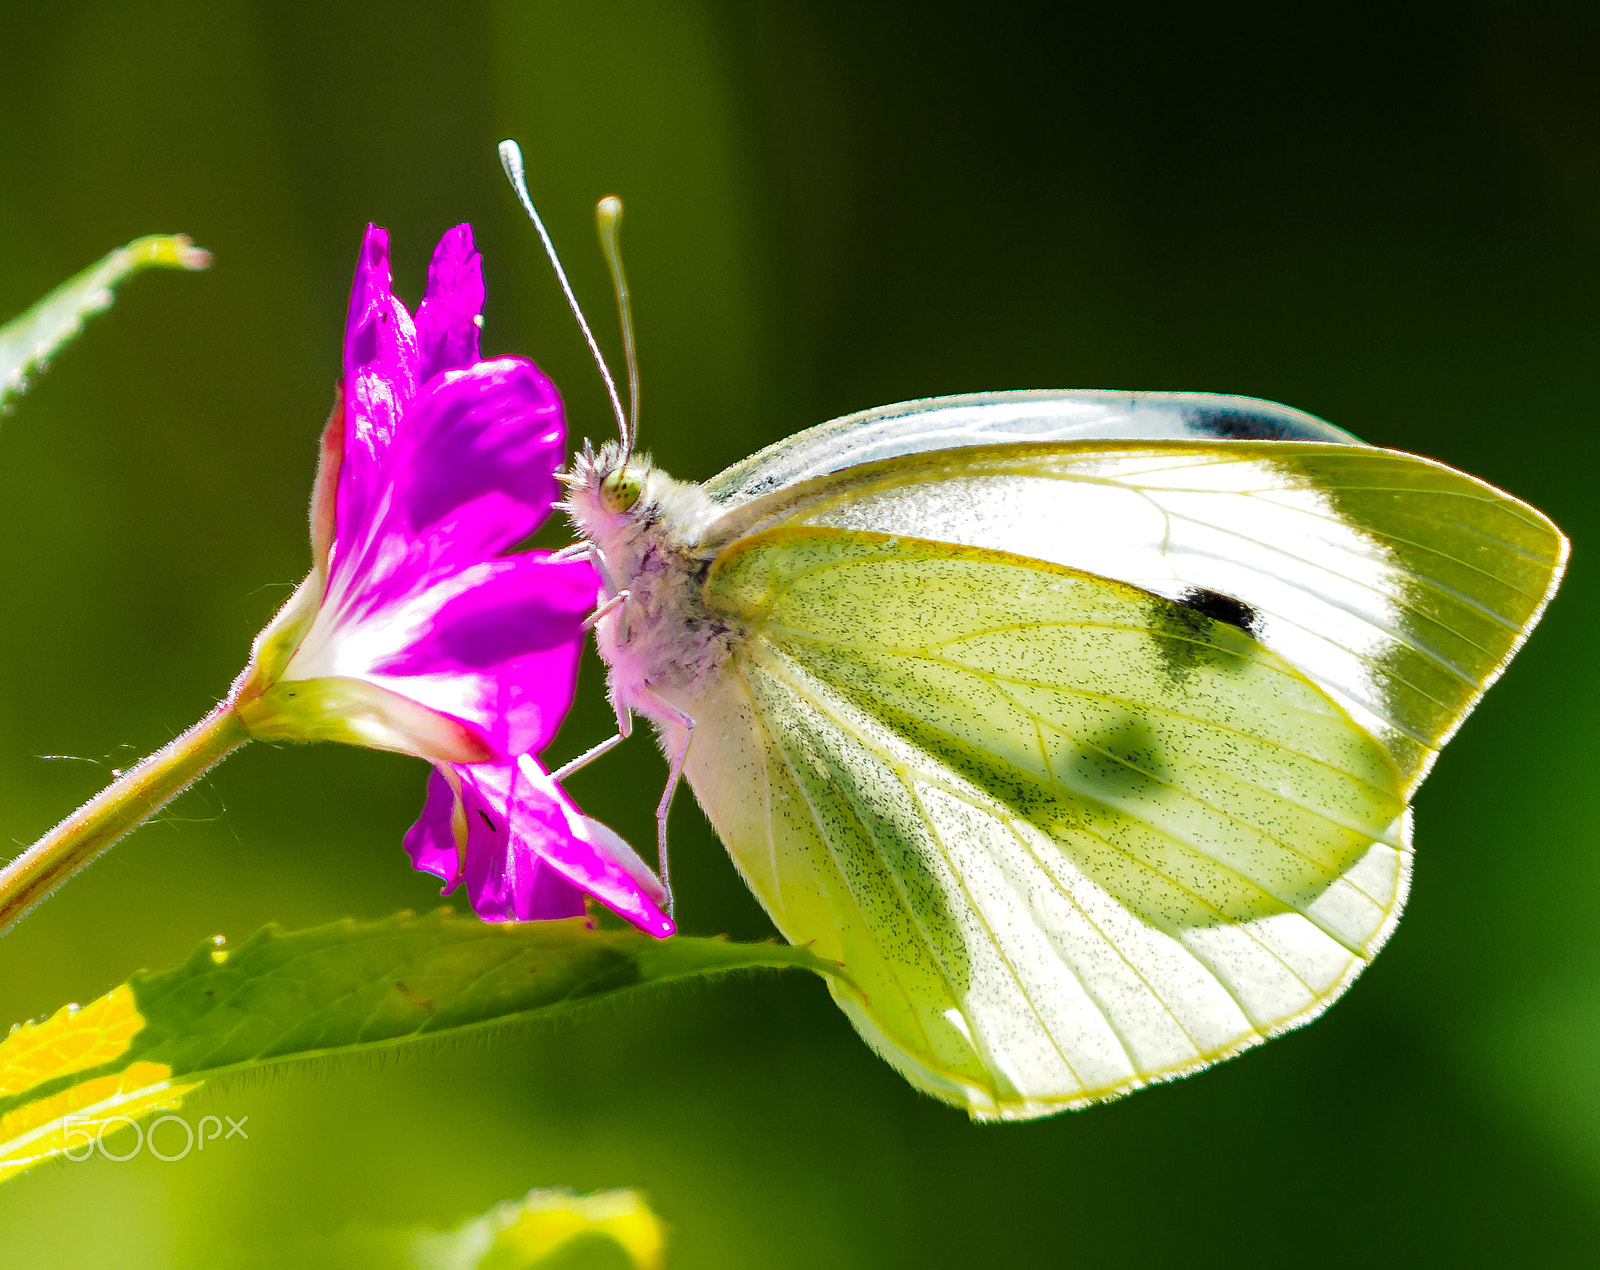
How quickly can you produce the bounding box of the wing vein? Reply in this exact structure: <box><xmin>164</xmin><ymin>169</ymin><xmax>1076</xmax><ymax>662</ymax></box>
<box><xmin>745</xmin><ymin>663</ymin><xmax>971</xmax><ymax>1079</ymax></box>
<box><xmin>995</xmin><ymin>811</ymin><xmax>1208</xmax><ymax>1061</ymax></box>
<box><xmin>908</xmin><ymin>766</ymin><xmax>1322</xmax><ymax>1013</ymax></box>
<box><xmin>766</xmin><ymin>626</ymin><xmax>1400</xmax><ymax>798</ymax></box>
<box><xmin>758</xmin><ymin>650</ymin><xmax>1361</xmax><ymax>977</ymax></box>
<box><xmin>904</xmin><ymin>780</ymin><xmax>1111</xmax><ymax>1084</ymax></box>
<box><xmin>1153</xmin><ymin>511</ymin><xmax>1499</xmax><ymax>684</ymax></box>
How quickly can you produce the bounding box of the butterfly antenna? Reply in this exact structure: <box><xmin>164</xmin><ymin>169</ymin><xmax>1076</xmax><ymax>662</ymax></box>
<box><xmin>498</xmin><ymin>139</ymin><xmax>629</xmax><ymax>455</ymax></box>
<box><xmin>595</xmin><ymin>195</ymin><xmax>639</xmax><ymax>466</ymax></box>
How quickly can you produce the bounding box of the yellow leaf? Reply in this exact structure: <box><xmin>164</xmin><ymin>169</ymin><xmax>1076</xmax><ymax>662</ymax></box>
<box><xmin>0</xmin><ymin>985</ymin><xmax>145</xmax><ymax>1098</ymax></box>
<box><xmin>0</xmin><ymin>1060</ymin><xmax>196</xmax><ymax>1183</ymax></box>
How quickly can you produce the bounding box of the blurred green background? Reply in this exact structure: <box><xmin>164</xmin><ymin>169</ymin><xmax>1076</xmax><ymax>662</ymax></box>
<box><xmin>1</xmin><ymin>2</ymin><xmax>1597</xmax><ymax>1264</ymax></box>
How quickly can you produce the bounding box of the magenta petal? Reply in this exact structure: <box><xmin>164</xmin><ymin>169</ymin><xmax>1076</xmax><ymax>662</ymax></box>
<box><xmin>294</xmin><ymin>224</ymin><xmax>664</xmax><ymax>925</ymax></box>
<box><xmin>331</xmin><ymin>359</ymin><xmax>567</xmax><ymax>609</ymax></box>
<box><xmin>337</xmin><ymin>225</ymin><xmax>420</xmax><ymax>567</ymax></box>
<box><xmin>388</xmin><ymin>358</ymin><xmax>565</xmax><ymax>557</ymax></box>
<box><xmin>405</xmin><ymin>758</ymin><xmax>674</xmax><ymax>936</ymax></box>
<box><xmin>414</xmin><ymin>224</ymin><xmax>484</xmax><ymax>382</ymax></box>
<box><xmin>391</xmin><ymin>555</ymin><xmax>597</xmax><ymax>673</ymax></box>
<box><xmin>513</xmin><ymin>756</ymin><xmax>675</xmax><ymax>938</ymax></box>
<box><xmin>404</xmin><ymin>764</ymin><xmax>462</xmax><ymax>888</ymax></box>
<box><xmin>367</xmin><ymin>554</ymin><xmax>598</xmax><ymax>755</ymax></box>
<box><xmin>522</xmin><ymin>865</ymin><xmax>592</xmax><ymax>923</ymax></box>
<box><xmin>406</xmin><ymin>763</ymin><xmax>588</xmax><ymax>921</ymax></box>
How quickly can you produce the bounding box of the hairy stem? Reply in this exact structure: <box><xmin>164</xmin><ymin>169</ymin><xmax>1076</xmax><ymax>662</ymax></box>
<box><xmin>0</xmin><ymin>703</ymin><xmax>251</xmax><ymax>937</ymax></box>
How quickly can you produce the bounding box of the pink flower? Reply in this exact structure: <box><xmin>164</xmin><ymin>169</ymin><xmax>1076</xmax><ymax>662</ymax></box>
<box><xmin>235</xmin><ymin>223</ymin><xmax>671</xmax><ymax>937</ymax></box>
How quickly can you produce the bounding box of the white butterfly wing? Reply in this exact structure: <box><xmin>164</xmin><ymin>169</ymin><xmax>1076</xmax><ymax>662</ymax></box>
<box><xmin>668</xmin><ymin>422</ymin><xmax>1562</xmax><ymax>1118</ymax></box>
<box><xmin>703</xmin><ymin>389</ymin><xmax>1365</xmax><ymax>509</ymax></box>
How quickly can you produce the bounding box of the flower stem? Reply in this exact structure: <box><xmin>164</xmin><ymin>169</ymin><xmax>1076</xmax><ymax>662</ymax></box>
<box><xmin>0</xmin><ymin>702</ymin><xmax>251</xmax><ymax>938</ymax></box>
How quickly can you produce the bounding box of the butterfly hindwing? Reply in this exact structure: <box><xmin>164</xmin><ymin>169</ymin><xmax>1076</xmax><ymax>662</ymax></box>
<box><xmin>690</xmin><ymin>526</ymin><xmax>1410</xmax><ymax>1117</ymax></box>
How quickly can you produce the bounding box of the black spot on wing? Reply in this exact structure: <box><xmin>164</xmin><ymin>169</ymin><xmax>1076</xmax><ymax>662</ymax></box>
<box><xmin>1177</xmin><ymin>586</ymin><xmax>1260</xmax><ymax>635</ymax></box>
<box><xmin>1147</xmin><ymin>590</ymin><xmax>1257</xmax><ymax>682</ymax></box>
<box><xmin>1187</xmin><ymin>406</ymin><xmax>1294</xmax><ymax>440</ymax></box>
<box><xmin>1185</xmin><ymin>402</ymin><xmax>1361</xmax><ymax>443</ymax></box>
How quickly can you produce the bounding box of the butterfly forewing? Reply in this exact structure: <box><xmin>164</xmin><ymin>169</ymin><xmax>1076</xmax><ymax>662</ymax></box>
<box><xmin>692</xmin><ymin>528</ymin><xmax>1411</xmax><ymax>1117</ymax></box>
<box><xmin>705</xmin><ymin>441</ymin><xmax>1566</xmax><ymax>789</ymax></box>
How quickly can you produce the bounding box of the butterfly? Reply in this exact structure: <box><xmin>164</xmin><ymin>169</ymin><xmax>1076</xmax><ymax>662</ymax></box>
<box><xmin>501</xmin><ymin>143</ymin><xmax>1567</xmax><ymax>1120</ymax></box>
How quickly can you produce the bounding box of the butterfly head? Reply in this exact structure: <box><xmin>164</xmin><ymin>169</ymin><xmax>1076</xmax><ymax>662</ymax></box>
<box><xmin>561</xmin><ymin>440</ymin><xmax>720</xmax><ymax>565</ymax></box>
<box><xmin>561</xmin><ymin>440</ymin><xmax>658</xmax><ymax>540</ymax></box>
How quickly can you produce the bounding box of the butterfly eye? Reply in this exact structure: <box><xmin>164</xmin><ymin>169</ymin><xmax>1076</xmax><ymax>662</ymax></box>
<box><xmin>600</xmin><ymin>467</ymin><xmax>642</xmax><ymax>512</ymax></box>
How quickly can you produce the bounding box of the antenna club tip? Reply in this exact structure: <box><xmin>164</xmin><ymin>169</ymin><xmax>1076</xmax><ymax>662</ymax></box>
<box><xmin>597</xmin><ymin>194</ymin><xmax>624</xmax><ymax>221</ymax></box>
<box><xmin>497</xmin><ymin>139</ymin><xmax>525</xmax><ymax>181</ymax></box>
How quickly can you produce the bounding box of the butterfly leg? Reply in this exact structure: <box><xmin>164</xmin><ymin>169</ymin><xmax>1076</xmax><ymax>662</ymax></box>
<box><xmin>549</xmin><ymin>732</ymin><xmax>625</xmax><ymax>783</ymax></box>
<box><xmin>548</xmin><ymin>542</ymin><xmax>590</xmax><ymax>562</ymax></box>
<box><xmin>587</xmin><ymin>542</ymin><xmax>620</xmax><ymax>596</ymax></box>
<box><xmin>582</xmin><ymin>589</ymin><xmax>630</xmax><ymax>631</ymax></box>
<box><xmin>637</xmin><ymin>689</ymin><xmax>695</xmax><ymax>919</ymax></box>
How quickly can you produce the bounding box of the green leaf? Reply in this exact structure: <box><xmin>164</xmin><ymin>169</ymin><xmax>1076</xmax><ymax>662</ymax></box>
<box><xmin>0</xmin><ymin>910</ymin><xmax>840</xmax><ymax>1184</ymax></box>
<box><xmin>0</xmin><ymin>233</ymin><xmax>211</xmax><ymax>410</ymax></box>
